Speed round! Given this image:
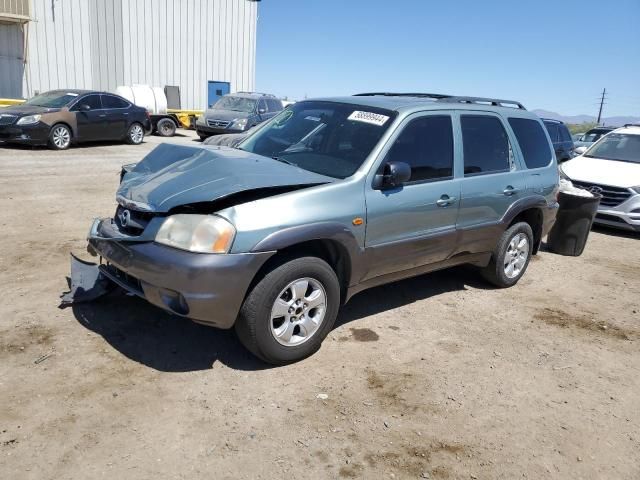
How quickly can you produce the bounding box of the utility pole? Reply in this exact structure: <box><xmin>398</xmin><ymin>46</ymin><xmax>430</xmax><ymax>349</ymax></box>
<box><xmin>597</xmin><ymin>88</ymin><xmax>607</xmax><ymax>125</ymax></box>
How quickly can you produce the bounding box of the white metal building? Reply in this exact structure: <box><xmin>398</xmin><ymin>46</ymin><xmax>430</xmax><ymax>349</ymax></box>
<box><xmin>0</xmin><ymin>0</ymin><xmax>258</xmax><ymax>109</ymax></box>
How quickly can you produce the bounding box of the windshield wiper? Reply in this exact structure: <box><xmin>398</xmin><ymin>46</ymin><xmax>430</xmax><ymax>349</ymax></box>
<box><xmin>272</xmin><ymin>156</ymin><xmax>297</xmax><ymax>166</ymax></box>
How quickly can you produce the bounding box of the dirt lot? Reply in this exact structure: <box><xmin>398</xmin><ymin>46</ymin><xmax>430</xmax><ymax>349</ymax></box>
<box><xmin>0</xmin><ymin>132</ymin><xmax>638</xmax><ymax>480</ymax></box>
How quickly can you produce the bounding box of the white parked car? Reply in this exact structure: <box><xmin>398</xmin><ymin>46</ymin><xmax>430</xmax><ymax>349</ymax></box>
<box><xmin>559</xmin><ymin>125</ymin><xmax>640</xmax><ymax>231</ymax></box>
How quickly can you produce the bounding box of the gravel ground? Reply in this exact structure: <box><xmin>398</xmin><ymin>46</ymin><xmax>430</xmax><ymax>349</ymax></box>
<box><xmin>0</xmin><ymin>131</ymin><xmax>639</xmax><ymax>480</ymax></box>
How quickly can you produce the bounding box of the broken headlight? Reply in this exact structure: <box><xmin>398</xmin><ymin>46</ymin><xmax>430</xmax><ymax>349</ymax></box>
<box><xmin>155</xmin><ymin>215</ymin><xmax>235</xmax><ymax>253</ymax></box>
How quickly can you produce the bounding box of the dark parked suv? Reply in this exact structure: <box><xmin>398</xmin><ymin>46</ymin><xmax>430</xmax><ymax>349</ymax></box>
<box><xmin>196</xmin><ymin>92</ymin><xmax>283</xmax><ymax>139</ymax></box>
<box><xmin>86</xmin><ymin>92</ymin><xmax>559</xmax><ymax>364</ymax></box>
<box><xmin>542</xmin><ymin>118</ymin><xmax>575</xmax><ymax>162</ymax></box>
<box><xmin>0</xmin><ymin>90</ymin><xmax>151</xmax><ymax>150</ymax></box>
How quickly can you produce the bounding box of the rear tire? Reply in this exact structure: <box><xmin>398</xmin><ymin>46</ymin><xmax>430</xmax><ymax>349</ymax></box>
<box><xmin>126</xmin><ymin>122</ymin><xmax>145</xmax><ymax>145</ymax></box>
<box><xmin>48</xmin><ymin>124</ymin><xmax>71</xmax><ymax>150</ymax></box>
<box><xmin>481</xmin><ymin>222</ymin><xmax>534</xmax><ymax>288</ymax></box>
<box><xmin>156</xmin><ymin>118</ymin><xmax>177</xmax><ymax>137</ymax></box>
<box><xmin>235</xmin><ymin>256</ymin><xmax>340</xmax><ymax>365</ymax></box>
<box><xmin>198</xmin><ymin>133</ymin><xmax>208</xmax><ymax>141</ymax></box>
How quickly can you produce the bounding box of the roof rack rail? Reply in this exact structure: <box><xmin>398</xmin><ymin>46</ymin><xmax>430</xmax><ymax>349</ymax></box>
<box><xmin>354</xmin><ymin>92</ymin><xmax>526</xmax><ymax>110</ymax></box>
<box><xmin>354</xmin><ymin>92</ymin><xmax>451</xmax><ymax>99</ymax></box>
<box><xmin>436</xmin><ymin>96</ymin><xmax>526</xmax><ymax>110</ymax></box>
<box><xmin>236</xmin><ymin>91</ymin><xmax>276</xmax><ymax>97</ymax></box>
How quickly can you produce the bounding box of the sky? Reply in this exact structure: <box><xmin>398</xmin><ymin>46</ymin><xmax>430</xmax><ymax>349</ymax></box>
<box><xmin>255</xmin><ymin>0</ymin><xmax>640</xmax><ymax>117</ymax></box>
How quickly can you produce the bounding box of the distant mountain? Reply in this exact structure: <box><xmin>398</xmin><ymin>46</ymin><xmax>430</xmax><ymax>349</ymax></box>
<box><xmin>532</xmin><ymin>109</ymin><xmax>640</xmax><ymax>127</ymax></box>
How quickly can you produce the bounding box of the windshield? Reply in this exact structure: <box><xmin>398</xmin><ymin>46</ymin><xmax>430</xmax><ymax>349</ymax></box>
<box><xmin>237</xmin><ymin>101</ymin><xmax>397</xmax><ymax>179</ymax></box>
<box><xmin>212</xmin><ymin>96</ymin><xmax>257</xmax><ymax>113</ymax></box>
<box><xmin>584</xmin><ymin>133</ymin><xmax>640</xmax><ymax>163</ymax></box>
<box><xmin>24</xmin><ymin>91</ymin><xmax>79</xmax><ymax>108</ymax></box>
<box><xmin>582</xmin><ymin>129</ymin><xmax>611</xmax><ymax>143</ymax></box>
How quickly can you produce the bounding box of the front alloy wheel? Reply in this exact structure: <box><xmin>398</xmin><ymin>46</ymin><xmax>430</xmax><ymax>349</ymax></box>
<box><xmin>49</xmin><ymin>124</ymin><xmax>71</xmax><ymax>150</ymax></box>
<box><xmin>270</xmin><ymin>277</ymin><xmax>327</xmax><ymax>346</ymax></box>
<box><xmin>236</xmin><ymin>256</ymin><xmax>340</xmax><ymax>365</ymax></box>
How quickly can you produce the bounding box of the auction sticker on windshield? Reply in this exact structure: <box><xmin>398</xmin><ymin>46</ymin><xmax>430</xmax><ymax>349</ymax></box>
<box><xmin>348</xmin><ymin>111</ymin><xmax>389</xmax><ymax>126</ymax></box>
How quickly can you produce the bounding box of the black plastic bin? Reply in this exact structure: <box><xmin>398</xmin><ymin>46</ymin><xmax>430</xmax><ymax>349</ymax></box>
<box><xmin>547</xmin><ymin>190</ymin><xmax>602</xmax><ymax>256</ymax></box>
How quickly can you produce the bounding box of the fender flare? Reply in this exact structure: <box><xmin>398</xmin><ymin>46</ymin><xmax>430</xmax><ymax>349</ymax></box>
<box><xmin>251</xmin><ymin>222</ymin><xmax>366</xmax><ymax>285</ymax></box>
<box><xmin>500</xmin><ymin>194</ymin><xmax>548</xmax><ymax>226</ymax></box>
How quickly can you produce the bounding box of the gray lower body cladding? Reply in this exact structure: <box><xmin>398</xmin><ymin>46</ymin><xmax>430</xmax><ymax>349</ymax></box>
<box><xmin>89</xmin><ymin>233</ymin><xmax>274</xmax><ymax>328</ymax></box>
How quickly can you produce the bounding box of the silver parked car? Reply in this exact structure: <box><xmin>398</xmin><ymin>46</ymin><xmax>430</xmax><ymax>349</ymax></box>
<box><xmin>86</xmin><ymin>93</ymin><xmax>559</xmax><ymax>364</ymax></box>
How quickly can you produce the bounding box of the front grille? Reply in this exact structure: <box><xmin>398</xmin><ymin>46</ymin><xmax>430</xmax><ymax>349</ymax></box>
<box><xmin>571</xmin><ymin>180</ymin><xmax>632</xmax><ymax>208</ymax></box>
<box><xmin>114</xmin><ymin>205</ymin><xmax>156</xmax><ymax>235</ymax></box>
<box><xmin>0</xmin><ymin>114</ymin><xmax>17</xmax><ymax>126</ymax></box>
<box><xmin>207</xmin><ymin>119</ymin><xmax>230</xmax><ymax>128</ymax></box>
<box><xmin>100</xmin><ymin>264</ymin><xmax>143</xmax><ymax>297</ymax></box>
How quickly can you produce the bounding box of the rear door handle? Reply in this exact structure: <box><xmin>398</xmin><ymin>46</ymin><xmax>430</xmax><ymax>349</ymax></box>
<box><xmin>436</xmin><ymin>195</ymin><xmax>457</xmax><ymax>207</ymax></box>
<box><xmin>98</xmin><ymin>114</ymin><xmax>107</xmax><ymax>118</ymax></box>
<box><xmin>503</xmin><ymin>186</ymin><xmax>519</xmax><ymax>196</ymax></box>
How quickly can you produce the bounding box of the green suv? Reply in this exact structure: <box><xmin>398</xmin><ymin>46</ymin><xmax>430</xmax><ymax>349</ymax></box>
<box><xmin>87</xmin><ymin>92</ymin><xmax>559</xmax><ymax>364</ymax></box>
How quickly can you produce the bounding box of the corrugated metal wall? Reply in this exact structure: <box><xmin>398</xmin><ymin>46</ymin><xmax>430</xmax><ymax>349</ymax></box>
<box><xmin>0</xmin><ymin>23</ymin><xmax>26</xmax><ymax>98</ymax></box>
<box><xmin>21</xmin><ymin>0</ymin><xmax>257</xmax><ymax>109</ymax></box>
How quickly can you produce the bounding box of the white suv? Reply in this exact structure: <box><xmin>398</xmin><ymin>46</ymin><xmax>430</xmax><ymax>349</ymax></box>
<box><xmin>560</xmin><ymin>125</ymin><xmax>640</xmax><ymax>231</ymax></box>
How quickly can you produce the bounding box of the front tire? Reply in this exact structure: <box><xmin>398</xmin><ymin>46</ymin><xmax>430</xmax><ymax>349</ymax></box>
<box><xmin>235</xmin><ymin>257</ymin><xmax>340</xmax><ymax>365</ymax></box>
<box><xmin>481</xmin><ymin>222</ymin><xmax>534</xmax><ymax>288</ymax></box>
<box><xmin>48</xmin><ymin>124</ymin><xmax>72</xmax><ymax>150</ymax></box>
<box><xmin>126</xmin><ymin>123</ymin><xmax>145</xmax><ymax>145</ymax></box>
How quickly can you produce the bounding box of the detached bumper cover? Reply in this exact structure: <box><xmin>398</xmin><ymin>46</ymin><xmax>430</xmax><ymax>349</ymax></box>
<box><xmin>88</xmin><ymin>218</ymin><xmax>274</xmax><ymax>328</ymax></box>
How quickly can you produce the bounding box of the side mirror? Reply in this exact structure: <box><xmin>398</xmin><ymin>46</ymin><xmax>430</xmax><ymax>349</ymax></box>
<box><xmin>79</xmin><ymin>104</ymin><xmax>91</xmax><ymax>111</ymax></box>
<box><xmin>258</xmin><ymin>107</ymin><xmax>266</xmax><ymax>114</ymax></box>
<box><xmin>574</xmin><ymin>146</ymin><xmax>587</xmax><ymax>155</ymax></box>
<box><xmin>373</xmin><ymin>161</ymin><xmax>412</xmax><ymax>190</ymax></box>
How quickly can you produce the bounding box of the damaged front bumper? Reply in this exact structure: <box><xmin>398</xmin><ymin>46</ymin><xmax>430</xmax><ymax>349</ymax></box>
<box><xmin>87</xmin><ymin>218</ymin><xmax>274</xmax><ymax>328</ymax></box>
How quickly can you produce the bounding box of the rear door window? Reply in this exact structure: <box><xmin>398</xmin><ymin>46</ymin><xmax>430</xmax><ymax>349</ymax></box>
<box><xmin>559</xmin><ymin>125</ymin><xmax>572</xmax><ymax>143</ymax></box>
<box><xmin>385</xmin><ymin>115</ymin><xmax>454</xmax><ymax>182</ymax></box>
<box><xmin>508</xmin><ymin>117</ymin><xmax>553</xmax><ymax>169</ymax></box>
<box><xmin>102</xmin><ymin>95</ymin><xmax>129</xmax><ymax>109</ymax></box>
<box><xmin>461</xmin><ymin>115</ymin><xmax>511</xmax><ymax>175</ymax></box>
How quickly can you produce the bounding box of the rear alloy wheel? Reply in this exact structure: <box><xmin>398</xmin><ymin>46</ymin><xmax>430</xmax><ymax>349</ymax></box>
<box><xmin>126</xmin><ymin>123</ymin><xmax>144</xmax><ymax>145</ymax></box>
<box><xmin>235</xmin><ymin>256</ymin><xmax>340</xmax><ymax>365</ymax></box>
<box><xmin>48</xmin><ymin>124</ymin><xmax>71</xmax><ymax>150</ymax></box>
<box><xmin>481</xmin><ymin>222</ymin><xmax>534</xmax><ymax>288</ymax></box>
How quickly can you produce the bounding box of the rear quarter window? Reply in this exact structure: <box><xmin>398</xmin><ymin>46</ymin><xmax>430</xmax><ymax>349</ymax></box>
<box><xmin>544</xmin><ymin>122</ymin><xmax>559</xmax><ymax>143</ymax></box>
<box><xmin>509</xmin><ymin>118</ymin><xmax>553</xmax><ymax>169</ymax></box>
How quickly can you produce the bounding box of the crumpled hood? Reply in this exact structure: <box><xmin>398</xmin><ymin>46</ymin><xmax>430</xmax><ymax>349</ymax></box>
<box><xmin>0</xmin><ymin>104</ymin><xmax>61</xmax><ymax>116</ymax></box>
<box><xmin>117</xmin><ymin>144</ymin><xmax>335</xmax><ymax>212</ymax></box>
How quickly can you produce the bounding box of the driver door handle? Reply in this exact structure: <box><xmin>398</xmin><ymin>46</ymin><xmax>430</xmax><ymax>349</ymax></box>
<box><xmin>436</xmin><ymin>195</ymin><xmax>457</xmax><ymax>207</ymax></box>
